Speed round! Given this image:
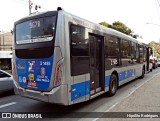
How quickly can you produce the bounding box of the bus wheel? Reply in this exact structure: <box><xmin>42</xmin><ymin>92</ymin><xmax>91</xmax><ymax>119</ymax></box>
<box><xmin>140</xmin><ymin>67</ymin><xmax>145</xmax><ymax>79</ymax></box>
<box><xmin>107</xmin><ymin>74</ymin><xmax>118</xmax><ymax>97</ymax></box>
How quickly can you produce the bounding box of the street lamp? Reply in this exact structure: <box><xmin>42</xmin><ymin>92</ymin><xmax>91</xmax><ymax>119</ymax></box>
<box><xmin>146</xmin><ymin>23</ymin><xmax>160</xmax><ymax>57</ymax></box>
<box><xmin>146</xmin><ymin>23</ymin><xmax>160</xmax><ymax>27</ymax></box>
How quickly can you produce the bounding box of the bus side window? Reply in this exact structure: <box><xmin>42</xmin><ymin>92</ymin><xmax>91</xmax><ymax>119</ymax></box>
<box><xmin>121</xmin><ymin>39</ymin><xmax>131</xmax><ymax>66</ymax></box>
<box><xmin>70</xmin><ymin>24</ymin><xmax>90</xmax><ymax>76</ymax></box>
<box><xmin>136</xmin><ymin>44</ymin><xmax>140</xmax><ymax>63</ymax></box>
<box><xmin>70</xmin><ymin>25</ymin><xmax>89</xmax><ymax>56</ymax></box>
<box><xmin>131</xmin><ymin>42</ymin><xmax>137</xmax><ymax>64</ymax></box>
<box><xmin>139</xmin><ymin>45</ymin><xmax>144</xmax><ymax>63</ymax></box>
<box><xmin>104</xmin><ymin>35</ymin><xmax>119</xmax><ymax>70</ymax></box>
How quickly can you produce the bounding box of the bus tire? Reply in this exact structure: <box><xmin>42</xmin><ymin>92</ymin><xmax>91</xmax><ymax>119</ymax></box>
<box><xmin>107</xmin><ymin>74</ymin><xmax>118</xmax><ymax>97</ymax></box>
<box><xmin>140</xmin><ymin>67</ymin><xmax>145</xmax><ymax>79</ymax></box>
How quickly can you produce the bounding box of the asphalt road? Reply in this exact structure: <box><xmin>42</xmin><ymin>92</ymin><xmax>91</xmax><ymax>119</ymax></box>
<box><xmin>0</xmin><ymin>67</ymin><xmax>160</xmax><ymax>121</ymax></box>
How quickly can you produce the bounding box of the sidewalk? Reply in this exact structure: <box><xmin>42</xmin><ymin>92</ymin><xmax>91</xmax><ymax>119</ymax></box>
<box><xmin>98</xmin><ymin>73</ymin><xmax>160</xmax><ymax>121</ymax></box>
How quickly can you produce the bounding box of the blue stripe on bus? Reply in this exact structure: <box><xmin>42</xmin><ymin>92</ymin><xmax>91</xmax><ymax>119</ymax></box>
<box><xmin>118</xmin><ymin>69</ymin><xmax>135</xmax><ymax>81</ymax></box>
<box><xmin>71</xmin><ymin>80</ymin><xmax>90</xmax><ymax>101</ymax></box>
<box><xmin>105</xmin><ymin>75</ymin><xmax>110</xmax><ymax>86</ymax></box>
<box><xmin>71</xmin><ymin>69</ymin><xmax>136</xmax><ymax>101</ymax></box>
<box><xmin>105</xmin><ymin>69</ymin><xmax>135</xmax><ymax>86</ymax></box>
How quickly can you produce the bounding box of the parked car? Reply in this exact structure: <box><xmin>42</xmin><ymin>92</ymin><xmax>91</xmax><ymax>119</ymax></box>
<box><xmin>155</xmin><ymin>59</ymin><xmax>158</xmax><ymax>68</ymax></box>
<box><xmin>0</xmin><ymin>70</ymin><xmax>14</xmax><ymax>93</ymax></box>
<box><xmin>157</xmin><ymin>59</ymin><xmax>160</xmax><ymax>67</ymax></box>
<box><xmin>149</xmin><ymin>62</ymin><xmax>153</xmax><ymax>72</ymax></box>
<box><xmin>150</xmin><ymin>59</ymin><xmax>158</xmax><ymax>69</ymax></box>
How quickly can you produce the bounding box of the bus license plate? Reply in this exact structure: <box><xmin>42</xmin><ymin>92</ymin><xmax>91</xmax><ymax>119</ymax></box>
<box><xmin>28</xmin><ymin>81</ymin><xmax>37</xmax><ymax>86</ymax></box>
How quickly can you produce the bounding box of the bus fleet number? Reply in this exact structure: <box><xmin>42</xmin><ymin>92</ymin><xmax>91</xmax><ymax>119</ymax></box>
<box><xmin>40</xmin><ymin>61</ymin><xmax>51</xmax><ymax>66</ymax></box>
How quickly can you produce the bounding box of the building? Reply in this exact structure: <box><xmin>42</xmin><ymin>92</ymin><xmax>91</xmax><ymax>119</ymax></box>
<box><xmin>0</xmin><ymin>31</ymin><xmax>12</xmax><ymax>71</ymax></box>
<box><xmin>0</xmin><ymin>32</ymin><xmax>12</xmax><ymax>50</ymax></box>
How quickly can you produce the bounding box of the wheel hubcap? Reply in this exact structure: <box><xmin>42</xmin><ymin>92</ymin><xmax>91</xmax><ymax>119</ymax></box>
<box><xmin>111</xmin><ymin>78</ymin><xmax>116</xmax><ymax>93</ymax></box>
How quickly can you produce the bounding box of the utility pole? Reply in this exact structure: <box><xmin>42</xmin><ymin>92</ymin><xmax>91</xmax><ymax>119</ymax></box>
<box><xmin>0</xmin><ymin>31</ymin><xmax>1</xmax><ymax>50</ymax></box>
<box><xmin>2</xmin><ymin>33</ymin><xmax>4</xmax><ymax>50</ymax></box>
<box><xmin>29</xmin><ymin>0</ymin><xmax>33</xmax><ymax>15</ymax></box>
<box><xmin>29</xmin><ymin>0</ymin><xmax>41</xmax><ymax>15</ymax></box>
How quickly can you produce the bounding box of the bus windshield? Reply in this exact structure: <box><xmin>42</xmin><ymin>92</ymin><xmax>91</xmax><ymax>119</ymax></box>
<box><xmin>15</xmin><ymin>16</ymin><xmax>56</xmax><ymax>44</ymax></box>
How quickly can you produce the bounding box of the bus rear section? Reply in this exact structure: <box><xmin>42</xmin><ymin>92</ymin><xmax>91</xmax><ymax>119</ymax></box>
<box><xmin>13</xmin><ymin>11</ymin><xmax>68</xmax><ymax>105</ymax></box>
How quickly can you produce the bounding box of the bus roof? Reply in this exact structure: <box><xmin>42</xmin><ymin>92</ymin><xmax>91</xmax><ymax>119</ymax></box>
<box><xmin>14</xmin><ymin>11</ymin><xmax>57</xmax><ymax>26</ymax></box>
<box><xmin>62</xmin><ymin>9</ymin><xmax>143</xmax><ymax>45</ymax></box>
<box><xmin>14</xmin><ymin>7</ymin><xmax>143</xmax><ymax>45</ymax></box>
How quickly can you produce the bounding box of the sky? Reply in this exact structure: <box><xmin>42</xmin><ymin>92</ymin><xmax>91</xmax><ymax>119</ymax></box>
<box><xmin>0</xmin><ymin>0</ymin><xmax>160</xmax><ymax>44</ymax></box>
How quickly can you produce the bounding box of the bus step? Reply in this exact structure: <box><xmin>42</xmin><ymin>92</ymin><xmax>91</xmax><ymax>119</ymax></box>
<box><xmin>90</xmin><ymin>91</ymin><xmax>105</xmax><ymax>99</ymax></box>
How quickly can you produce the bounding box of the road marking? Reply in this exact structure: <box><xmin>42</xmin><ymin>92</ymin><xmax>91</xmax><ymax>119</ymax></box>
<box><xmin>0</xmin><ymin>102</ymin><xmax>16</xmax><ymax>109</ymax></box>
<box><xmin>92</xmin><ymin>71</ymin><xmax>160</xmax><ymax>121</ymax></box>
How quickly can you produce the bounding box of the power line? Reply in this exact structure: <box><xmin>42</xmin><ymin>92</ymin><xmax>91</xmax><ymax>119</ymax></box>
<box><xmin>157</xmin><ymin>0</ymin><xmax>160</xmax><ymax>7</ymax></box>
<box><xmin>13</xmin><ymin>0</ymin><xmax>28</xmax><ymax>5</ymax></box>
<box><xmin>19</xmin><ymin>0</ymin><xmax>28</xmax><ymax>2</ymax></box>
<box><xmin>155</xmin><ymin>0</ymin><xmax>160</xmax><ymax>21</ymax></box>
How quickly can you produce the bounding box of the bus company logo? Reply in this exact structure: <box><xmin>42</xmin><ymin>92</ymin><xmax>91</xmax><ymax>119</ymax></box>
<box><xmin>17</xmin><ymin>61</ymin><xmax>25</xmax><ymax>69</ymax></box>
<box><xmin>28</xmin><ymin>61</ymin><xmax>35</xmax><ymax>72</ymax></box>
<box><xmin>20</xmin><ymin>62</ymin><xmax>23</xmax><ymax>67</ymax></box>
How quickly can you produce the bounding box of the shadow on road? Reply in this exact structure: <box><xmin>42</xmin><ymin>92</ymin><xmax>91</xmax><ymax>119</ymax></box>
<box><xmin>24</xmin><ymin>94</ymin><xmax>105</xmax><ymax>113</ymax></box>
<box><xmin>0</xmin><ymin>90</ymin><xmax>15</xmax><ymax>98</ymax></box>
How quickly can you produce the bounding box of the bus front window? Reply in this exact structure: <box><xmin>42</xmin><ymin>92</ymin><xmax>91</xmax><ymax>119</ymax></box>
<box><xmin>15</xmin><ymin>16</ymin><xmax>56</xmax><ymax>44</ymax></box>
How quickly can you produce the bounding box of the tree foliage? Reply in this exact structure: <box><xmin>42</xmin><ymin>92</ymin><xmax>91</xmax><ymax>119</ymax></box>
<box><xmin>99</xmin><ymin>21</ymin><xmax>140</xmax><ymax>38</ymax></box>
<box><xmin>112</xmin><ymin>21</ymin><xmax>132</xmax><ymax>36</ymax></box>
<box><xmin>148</xmin><ymin>41</ymin><xmax>160</xmax><ymax>57</ymax></box>
<box><xmin>99</xmin><ymin>21</ymin><xmax>112</xmax><ymax>28</ymax></box>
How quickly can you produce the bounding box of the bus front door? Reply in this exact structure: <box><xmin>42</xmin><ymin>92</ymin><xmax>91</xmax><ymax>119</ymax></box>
<box><xmin>89</xmin><ymin>34</ymin><xmax>104</xmax><ymax>95</ymax></box>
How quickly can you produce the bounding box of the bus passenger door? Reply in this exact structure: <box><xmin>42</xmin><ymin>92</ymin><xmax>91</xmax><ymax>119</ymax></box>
<box><xmin>89</xmin><ymin>34</ymin><xmax>104</xmax><ymax>95</ymax></box>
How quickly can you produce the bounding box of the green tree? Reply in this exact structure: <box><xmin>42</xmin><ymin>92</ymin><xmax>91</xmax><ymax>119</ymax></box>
<box><xmin>148</xmin><ymin>41</ymin><xmax>160</xmax><ymax>57</ymax></box>
<box><xmin>112</xmin><ymin>21</ymin><xmax>132</xmax><ymax>35</ymax></box>
<box><xmin>99</xmin><ymin>21</ymin><xmax>112</xmax><ymax>28</ymax></box>
<box><xmin>99</xmin><ymin>21</ymin><xmax>142</xmax><ymax>39</ymax></box>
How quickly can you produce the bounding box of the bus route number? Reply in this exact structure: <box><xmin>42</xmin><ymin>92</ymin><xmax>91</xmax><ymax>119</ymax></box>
<box><xmin>40</xmin><ymin>61</ymin><xmax>51</xmax><ymax>66</ymax></box>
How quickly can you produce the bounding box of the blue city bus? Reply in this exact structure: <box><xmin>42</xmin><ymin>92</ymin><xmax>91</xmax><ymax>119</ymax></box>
<box><xmin>12</xmin><ymin>7</ymin><xmax>152</xmax><ymax>105</ymax></box>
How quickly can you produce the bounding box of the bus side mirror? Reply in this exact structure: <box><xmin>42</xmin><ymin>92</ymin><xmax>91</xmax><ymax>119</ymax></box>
<box><xmin>11</xmin><ymin>30</ymin><xmax>13</xmax><ymax>35</ymax></box>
